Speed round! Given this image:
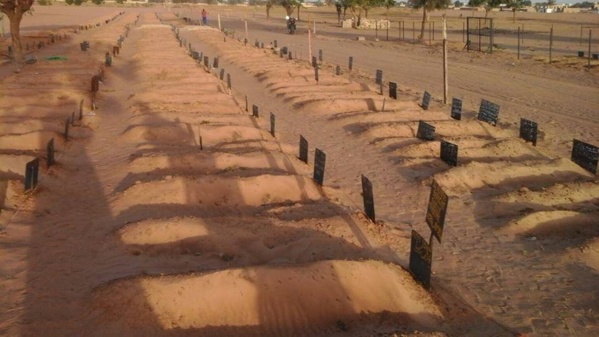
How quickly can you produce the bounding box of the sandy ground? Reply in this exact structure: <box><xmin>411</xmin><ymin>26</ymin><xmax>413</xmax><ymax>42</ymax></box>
<box><xmin>0</xmin><ymin>4</ymin><xmax>598</xmax><ymax>337</ymax></box>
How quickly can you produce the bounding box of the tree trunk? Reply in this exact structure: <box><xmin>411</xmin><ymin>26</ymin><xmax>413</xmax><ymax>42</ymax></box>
<box><xmin>419</xmin><ymin>7</ymin><xmax>427</xmax><ymax>40</ymax></box>
<box><xmin>512</xmin><ymin>9</ymin><xmax>516</xmax><ymax>23</ymax></box>
<box><xmin>266</xmin><ymin>4</ymin><xmax>271</xmax><ymax>20</ymax></box>
<box><xmin>6</xmin><ymin>11</ymin><xmax>25</xmax><ymax>63</ymax></box>
<box><xmin>297</xmin><ymin>5</ymin><xmax>300</xmax><ymax>21</ymax></box>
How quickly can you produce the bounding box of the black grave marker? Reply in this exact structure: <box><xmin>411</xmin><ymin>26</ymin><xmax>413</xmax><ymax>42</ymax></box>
<box><xmin>571</xmin><ymin>139</ymin><xmax>598</xmax><ymax>174</ymax></box>
<box><xmin>274</xmin><ymin>40</ymin><xmax>278</xmax><ymax>48</ymax></box>
<box><xmin>270</xmin><ymin>113</ymin><xmax>275</xmax><ymax>137</ymax></box>
<box><xmin>47</xmin><ymin>138</ymin><xmax>55</xmax><ymax>167</ymax></box>
<box><xmin>220</xmin><ymin>68</ymin><xmax>225</xmax><ymax>80</ymax></box>
<box><xmin>416</xmin><ymin>120</ymin><xmax>435</xmax><ymax>141</ymax></box>
<box><xmin>79</xmin><ymin>99</ymin><xmax>84</xmax><ymax>120</ymax></box>
<box><xmin>425</xmin><ymin>179</ymin><xmax>449</xmax><ymax>243</ymax></box>
<box><xmin>318</xmin><ymin>49</ymin><xmax>323</xmax><ymax>62</ymax></box>
<box><xmin>312</xmin><ymin>56</ymin><xmax>317</xmax><ymax>68</ymax></box>
<box><xmin>420</xmin><ymin>91</ymin><xmax>431</xmax><ymax>110</ymax></box>
<box><xmin>519</xmin><ymin>118</ymin><xmax>538</xmax><ymax>146</ymax></box>
<box><xmin>375</xmin><ymin>69</ymin><xmax>383</xmax><ymax>85</ymax></box>
<box><xmin>252</xmin><ymin>105</ymin><xmax>259</xmax><ymax>118</ymax></box>
<box><xmin>409</xmin><ymin>230</ymin><xmax>432</xmax><ymax>290</ymax></box>
<box><xmin>203</xmin><ymin>56</ymin><xmax>209</xmax><ymax>68</ymax></box>
<box><xmin>478</xmin><ymin>99</ymin><xmax>500</xmax><ymax>126</ymax></box>
<box><xmin>64</xmin><ymin>118</ymin><xmax>70</xmax><ymax>140</ymax></box>
<box><xmin>450</xmin><ymin>98</ymin><xmax>462</xmax><ymax>120</ymax></box>
<box><xmin>440</xmin><ymin>140</ymin><xmax>458</xmax><ymax>167</ymax></box>
<box><xmin>227</xmin><ymin>74</ymin><xmax>231</xmax><ymax>89</ymax></box>
<box><xmin>389</xmin><ymin>82</ymin><xmax>397</xmax><ymax>100</ymax></box>
<box><xmin>335</xmin><ymin>65</ymin><xmax>341</xmax><ymax>76</ymax></box>
<box><xmin>313</xmin><ymin>148</ymin><xmax>326</xmax><ymax>186</ymax></box>
<box><xmin>213</xmin><ymin>57</ymin><xmax>219</xmax><ymax>68</ymax></box>
<box><xmin>348</xmin><ymin>56</ymin><xmax>353</xmax><ymax>70</ymax></box>
<box><xmin>24</xmin><ymin>158</ymin><xmax>40</xmax><ymax>191</ymax></box>
<box><xmin>361</xmin><ymin>174</ymin><xmax>375</xmax><ymax>223</ymax></box>
<box><xmin>299</xmin><ymin>135</ymin><xmax>308</xmax><ymax>164</ymax></box>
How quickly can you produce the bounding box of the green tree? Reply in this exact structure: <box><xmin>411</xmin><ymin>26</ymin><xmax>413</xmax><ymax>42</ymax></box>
<box><xmin>507</xmin><ymin>0</ymin><xmax>521</xmax><ymax>22</ymax></box>
<box><xmin>115</xmin><ymin>0</ymin><xmax>126</xmax><ymax>4</ymax></box>
<box><xmin>91</xmin><ymin>0</ymin><xmax>104</xmax><ymax>4</ymax></box>
<box><xmin>1</xmin><ymin>0</ymin><xmax>35</xmax><ymax>63</ymax></box>
<box><xmin>410</xmin><ymin>0</ymin><xmax>450</xmax><ymax>41</ymax></box>
<box><xmin>454</xmin><ymin>0</ymin><xmax>463</xmax><ymax>6</ymax></box>
<box><xmin>468</xmin><ymin>0</ymin><xmax>504</xmax><ymax>17</ymax></box>
<box><xmin>384</xmin><ymin>0</ymin><xmax>396</xmax><ymax>18</ymax></box>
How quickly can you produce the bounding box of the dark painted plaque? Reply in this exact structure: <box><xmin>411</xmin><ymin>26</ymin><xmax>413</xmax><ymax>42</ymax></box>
<box><xmin>361</xmin><ymin>174</ymin><xmax>375</xmax><ymax>222</ymax></box>
<box><xmin>252</xmin><ymin>105</ymin><xmax>259</xmax><ymax>118</ymax></box>
<box><xmin>312</xmin><ymin>56</ymin><xmax>317</xmax><ymax>68</ymax></box>
<box><xmin>47</xmin><ymin>138</ymin><xmax>55</xmax><ymax>167</ymax></box>
<box><xmin>24</xmin><ymin>158</ymin><xmax>40</xmax><ymax>191</ymax></box>
<box><xmin>79</xmin><ymin>99</ymin><xmax>84</xmax><ymax>120</ymax></box>
<box><xmin>348</xmin><ymin>56</ymin><xmax>353</xmax><ymax>70</ymax></box>
<box><xmin>64</xmin><ymin>118</ymin><xmax>70</xmax><ymax>140</ymax></box>
<box><xmin>299</xmin><ymin>135</ymin><xmax>308</xmax><ymax>164</ymax></box>
<box><xmin>451</xmin><ymin>98</ymin><xmax>462</xmax><ymax>120</ymax></box>
<box><xmin>416</xmin><ymin>120</ymin><xmax>435</xmax><ymax>141</ymax></box>
<box><xmin>220</xmin><ymin>68</ymin><xmax>225</xmax><ymax>80</ymax></box>
<box><xmin>270</xmin><ymin>113</ymin><xmax>275</xmax><ymax>137</ymax></box>
<box><xmin>389</xmin><ymin>82</ymin><xmax>397</xmax><ymax>100</ymax></box>
<box><xmin>519</xmin><ymin>118</ymin><xmax>538</xmax><ymax>146</ymax></box>
<box><xmin>335</xmin><ymin>65</ymin><xmax>340</xmax><ymax>76</ymax></box>
<box><xmin>375</xmin><ymin>69</ymin><xmax>383</xmax><ymax>85</ymax></box>
<box><xmin>313</xmin><ymin>148</ymin><xmax>326</xmax><ymax>186</ymax></box>
<box><xmin>440</xmin><ymin>140</ymin><xmax>458</xmax><ymax>167</ymax></box>
<box><xmin>478</xmin><ymin>99</ymin><xmax>500</xmax><ymax>126</ymax></box>
<box><xmin>571</xmin><ymin>139</ymin><xmax>598</xmax><ymax>174</ymax></box>
<box><xmin>213</xmin><ymin>57</ymin><xmax>219</xmax><ymax>69</ymax></box>
<box><xmin>227</xmin><ymin>74</ymin><xmax>231</xmax><ymax>89</ymax></box>
<box><xmin>203</xmin><ymin>56</ymin><xmax>209</xmax><ymax>68</ymax></box>
<box><xmin>409</xmin><ymin>230</ymin><xmax>432</xmax><ymax>290</ymax></box>
<box><xmin>421</xmin><ymin>91</ymin><xmax>431</xmax><ymax>110</ymax></box>
<box><xmin>425</xmin><ymin>179</ymin><xmax>449</xmax><ymax>243</ymax></box>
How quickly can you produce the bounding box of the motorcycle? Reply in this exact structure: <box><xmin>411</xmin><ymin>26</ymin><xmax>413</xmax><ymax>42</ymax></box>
<box><xmin>286</xmin><ymin>16</ymin><xmax>297</xmax><ymax>34</ymax></box>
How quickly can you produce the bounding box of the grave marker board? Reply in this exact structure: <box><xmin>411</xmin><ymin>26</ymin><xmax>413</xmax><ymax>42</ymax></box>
<box><xmin>313</xmin><ymin>148</ymin><xmax>326</xmax><ymax>186</ymax></box>
<box><xmin>348</xmin><ymin>56</ymin><xmax>353</xmax><ymax>70</ymax></box>
<box><xmin>389</xmin><ymin>82</ymin><xmax>397</xmax><ymax>100</ymax></box>
<box><xmin>318</xmin><ymin>49</ymin><xmax>323</xmax><ymax>62</ymax></box>
<box><xmin>478</xmin><ymin>99</ymin><xmax>500</xmax><ymax>126</ymax></box>
<box><xmin>213</xmin><ymin>57</ymin><xmax>219</xmax><ymax>68</ymax></box>
<box><xmin>299</xmin><ymin>135</ymin><xmax>308</xmax><ymax>164</ymax></box>
<box><xmin>203</xmin><ymin>56</ymin><xmax>209</xmax><ymax>68</ymax></box>
<box><xmin>519</xmin><ymin>118</ymin><xmax>538</xmax><ymax>146</ymax></box>
<box><xmin>425</xmin><ymin>179</ymin><xmax>449</xmax><ymax>243</ymax></box>
<box><xmin>450</xmin><ymin>98</ymin><xmax>462</xmax><ymax>120</ymax></box>
<box><xmin>420</xmin><ymin>91</ymin><xmax>431</xmax><ymax>110</ymax></box>
<box><xmin>47</xmin><ymin>138</ymin><xmax>55</xmax><ymax>167</ymax></box>
<box><xmin>314</xmin><ymin>67</ymin><xmax>319</xmax><ymax>82</ymax></box>
<box><xmin>270</xmin><ymin>113</ymin><xmax>275</xmax><ymax>137</ymax></box>
<box><xmin>440</xmin><ymin>140</ymin><xmax>458</xmax><ymax>167</ymax></box>
<box><xmin>312</xmin><ymin>56</ymin><xmax>317</xmax><ymax>68</ymax></box>
<box><xmin>227</xmin><ymin>74</ymin><xmax>231</xmax><ymax>89</ymax></box>
<box><xmin>375</xmin><ymin>69</ymin><xmax>383</xmax><ymax>85</ymax></box>
<box><xmin>24</xmin><ymin>158</ymin><xmax>40</xmax><ymax>191</ymax></box>
<box><xmin>220</xmin><ymin>68</ymin><xmax>225</xmax><ymax>80</ymax></box>
<box><xmin>64</xmin><ymin>118</ymin><xmax>70</xmax><ymax>140</ymax></box>
<box><xmin>335</xmin><ymin>65</ymin><xmax>341</xmax><ymax>76</ymax></box>
<box><xmin>252</xmin><ymin>105</ymin><xmax>259</xmax><ymax>118</ymax></box>
<box><xmin>571</xmin><ymin>139</ymin><xmax>598</xmax><ymax>174</ymax></box>
<box><xmin>416</xmin><ymin>121</ymin><xmax>435</xmax><ymax>141</ymax></box>
<box><xmin>409</xmin><ymin>230</ymin><xmax>432</xmax><ymax>290</ymax></box>
<box><xmin>361</xmin><ymin>175</ymin><xmax>375</xmax><ymax>223</ymax></box>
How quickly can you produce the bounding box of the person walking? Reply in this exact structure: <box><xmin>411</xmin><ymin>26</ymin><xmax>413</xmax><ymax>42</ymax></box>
<box><xmin>201</xmin><ymin>8</ymin><xmax>208</xmax><ymax>26</ymax></box>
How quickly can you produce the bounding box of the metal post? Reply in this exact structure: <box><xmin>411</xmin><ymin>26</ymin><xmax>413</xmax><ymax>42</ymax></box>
<box><xmin>588</xmin><ymin>29</ymin><xmax>592</xmax><ymax>68</ymax></box>
<box><xmin>517</xmin><ymin>26</ymin><xmax>521</xmax><ymax>60</ymax></box>
<box><xmin>549</xmin><ymin>26</ymin><xmax>553</xmax><ymax>63</ymax></box>
<box><xmin>443</xmin><ymin>16</ymin><xmax>448</xmax><ymax>105</ymax></box>
<box><xmin>413</xmin><ymin>21</ymin><xmax>415</xmax><ymax>42</ymax></box>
